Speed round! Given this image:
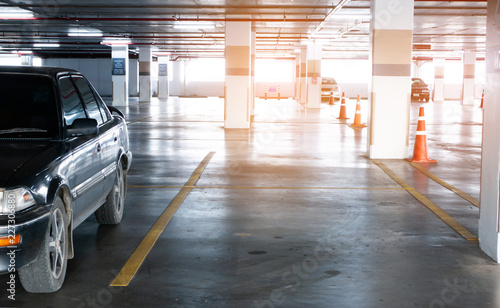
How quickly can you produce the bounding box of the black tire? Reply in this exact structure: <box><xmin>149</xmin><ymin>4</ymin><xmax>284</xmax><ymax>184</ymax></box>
<box><xmin>95</xmin><ymin>162</ymin><xmax>125</xmax><ymax>224</ymax></box>
<box><xmin>19</xmin><ymin>197</ymin><xmax>68</xmax><ymax>293</ymax></box>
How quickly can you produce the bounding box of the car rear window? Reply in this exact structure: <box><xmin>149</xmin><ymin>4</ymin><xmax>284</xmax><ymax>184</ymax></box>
<box><xmin>0</xmin><ymin>74</ymin><xmax>58</xmax><ymax>139</ymax></box>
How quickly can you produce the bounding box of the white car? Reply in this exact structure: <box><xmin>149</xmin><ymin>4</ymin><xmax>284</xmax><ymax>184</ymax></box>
<box><xmin>321</xmin><ymin>77</ymin><xmax>341</xmax><ymax>102</ymax></box>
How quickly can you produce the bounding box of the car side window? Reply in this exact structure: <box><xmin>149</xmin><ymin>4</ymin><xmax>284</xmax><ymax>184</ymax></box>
<box><xmin>59</xmin><ymin>76</ymin><xmax>86</xmax><ymax>126</ymax></box>
<box><xmin>72</xmin><ymin>76</ymin><xmax>104</xmax><ymax>125</ymax></box>
<box><xmin>94</xmin><ymin>92</ymin><xmax>111</xmax><ymax>123</ymax></box>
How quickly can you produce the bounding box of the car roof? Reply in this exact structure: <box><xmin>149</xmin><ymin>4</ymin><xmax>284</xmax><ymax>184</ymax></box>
<box><xmin>0</xmin><ymin>66</ymin><xmax>80</xmax><ymax>77</ymax></box>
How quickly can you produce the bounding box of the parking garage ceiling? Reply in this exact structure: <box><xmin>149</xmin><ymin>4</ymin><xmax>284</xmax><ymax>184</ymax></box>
<box><xmin>0</xmin><ymin>0</ymin><xmax>486</xmax><ymax>59</ymax></box>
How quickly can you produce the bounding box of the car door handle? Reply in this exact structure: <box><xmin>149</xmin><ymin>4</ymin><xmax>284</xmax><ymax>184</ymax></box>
<box><xmin>96</xmin><ymin>143</ymin><xmax>101</xmax><ymax>153</ymax></box>
<box><xmin>113</xmin><ymin>134</ymin><xmax>118</xmax><ymax>142</ymax></box>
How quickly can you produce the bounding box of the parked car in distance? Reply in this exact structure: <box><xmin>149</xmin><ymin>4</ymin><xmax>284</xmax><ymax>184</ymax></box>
<box><xmin>321</xmin><ymin>77</ymin><xmax>341</xmax><ymax>102</ymax></box>
<box><xmin>0</xmin><ymin>66</ymin><xmax>132</xmax><ymax>293</ymax></box>
<box><xmin>411</xmin><ymin>78</ymin><xmax>430</xmax><ymax>102</ymax></box>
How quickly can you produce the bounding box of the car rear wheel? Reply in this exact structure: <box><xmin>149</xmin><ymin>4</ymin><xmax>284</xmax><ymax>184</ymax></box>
<box><xmin>95</xmin><ymin>162</ymin><xmax>125</xmax><ymax>224</ymax></box>
<box><xmin>19</xmin><ymin>196</ymin><xmax>68</xmax><ymax>293</ymax></box>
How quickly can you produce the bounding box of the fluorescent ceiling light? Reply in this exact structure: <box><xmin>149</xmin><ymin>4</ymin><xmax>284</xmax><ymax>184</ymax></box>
<box><xmin>68</xmin><ymin>28</ymin><xmax>103</xmax><ymax>37</ymax></box>
<box><xmin>0</xmin><ymin>6</ymin><xmax>34</xmax><ymax>19</ymax></box>
<box><xmin>34</xmin><ymin>43</ymin><xmax>60</xmax><ymax>48</ymax></box>
<box><xmin>101</xmin><ymin>38</ymin><xmax>132</xmax><ymax>45</ymax></box>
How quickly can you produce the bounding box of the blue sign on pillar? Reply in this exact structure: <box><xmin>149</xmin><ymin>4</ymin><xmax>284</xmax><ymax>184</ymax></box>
<box><xmin>112</xmin><ymin>58</ymin><xmax>126</xmax><ymax>75</ymax></box>
<box><xmin>158</xmin><ymin>63</ymin><xmax>167</xmax><ymax>76</ymax></box>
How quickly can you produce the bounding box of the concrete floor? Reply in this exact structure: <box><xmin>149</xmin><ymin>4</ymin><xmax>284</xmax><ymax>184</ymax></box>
<box><xmin>3</xmin><ymin>96</ymin><xmax>498</xmax><ymax>308</ymax></box>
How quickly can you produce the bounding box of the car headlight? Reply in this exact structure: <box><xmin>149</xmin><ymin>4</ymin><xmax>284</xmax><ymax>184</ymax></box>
<box><xmin>0</xmin><ymin>187</ymin><xmax>36</xmax><ymax>214</ymax></box>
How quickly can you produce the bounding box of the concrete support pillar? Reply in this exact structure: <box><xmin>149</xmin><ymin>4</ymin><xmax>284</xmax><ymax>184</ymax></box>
<box><xmin>158</xmin><ymin>56</ymin><xmax>169</xmax><ymax>99</ymax></box>
<box><xmin>294</xmin><ymin>53</ymin><xmax>301</xmax><ymax>100</ymax></box>
<box><xmin>139</xmin><ymin>46</ymin><xmax>153</xmax><ymax>102</ymax></box>
<box><xmin>21</xmin><ymin>54</ymin><xmax>33</xmax><ymax>66</ymax></box>
<box><xmin>433</xmin><ymin>58</ymin><xmax>445</xmax><ymax>102</ymax></box>
<box><xmin>224</xmin><ymin>19</ymin><xmax>251</xmax><ymax>129</ymax></box>
<box><xmin>478</xmin><ymin>0</ymin><xmax>500</xmax><ymax>262</ymax></box>
<box><xmin>306</xmin><ymin>43</ymin><xmax>322</xmax><ymax>109</ymax></box>
<box><xmin>299</xmin><ymin>48</ymin><xmax>307</xmax><ymax>106</ymax></box>
<box><xmin>111</xmin><ymin>45</ymin><xmax>129</xmax><ymax>106</ymax></box>
<box><xmin>250</xmin><ymin>31</ymin><xmax>256</xmax><ymax>120</ymax></box>
<box><xmin>413</xmin><ymin>60</ymin><xmax>424</xmax><ymax>78</ymax></box>
<box><xmin>129</xmin><ymin>59</ymin><xmax>138</xmax><ymax>97</ymax></box>
<box><xmin>462</xmin><ymin>51</ymin><xmax>476</xmax><ymax>105</ymax></box>
<box><xmin>367</xmin><ymin>0</ymin><xmax>413</xmax><ymax>159</ymax></box>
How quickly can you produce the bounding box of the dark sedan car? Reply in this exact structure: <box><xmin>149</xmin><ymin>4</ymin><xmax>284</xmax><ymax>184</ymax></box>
<box><xmin>411</xmin><ymin>78</ymin><xmax>430</xmax><ymax>102</ymax></box>
<box><xmin>0</xmin><ymin>66</ymin><xmax>132</xmax><ymax>293</ymax></box>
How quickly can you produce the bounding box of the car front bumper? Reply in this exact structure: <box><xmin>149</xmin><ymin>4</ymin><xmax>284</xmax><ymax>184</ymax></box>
<box><xmin>321</xmin><ymin>90</ymin><xmax>341</xmax><ymax>100</ymax></box>
<box><xmin>0</xmin><ymin>206</ymin><xmax>50</xmax><ymax>273</ymax></box>
<box><xmin>412</xmin><ymin>92</ymin><xmax>430</xmax><ymax>100</ymax></box>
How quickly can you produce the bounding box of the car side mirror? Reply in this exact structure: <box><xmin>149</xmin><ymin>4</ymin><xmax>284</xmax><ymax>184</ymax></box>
<box><xmin>67</xmin><ymin>118</ymin><xmax>98</xmax><ymax>137</ymax></box>
<box><xmin>107</xmin><ymin>105</ymin><xmax>125</xmax><ymax>119</ymax></box>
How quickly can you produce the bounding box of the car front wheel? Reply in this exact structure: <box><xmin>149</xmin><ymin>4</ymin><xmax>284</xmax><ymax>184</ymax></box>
<box><xmin>19</xmin><ymin>196</ymin><xmax>68</xmax><ymax>293</ymax></box>
<box><xmin>95</xmin><ymin>162</ymin><xmax>125</xmax><ymax>224</ymax></box>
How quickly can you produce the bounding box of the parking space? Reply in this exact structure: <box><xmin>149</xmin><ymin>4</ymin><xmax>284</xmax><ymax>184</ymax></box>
<box><xmin>2</xmin><ymin>96</ymin><xmax>496</xmax><ymax>307</ymax></box>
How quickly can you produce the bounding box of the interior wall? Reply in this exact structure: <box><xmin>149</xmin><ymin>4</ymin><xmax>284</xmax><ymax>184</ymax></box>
<box><xmin>43</xmin><ymin>58</ymin><xmax>139</xmax><ymax>97</ymax></box>
<box><xmin>40</xmin><ymin>58</ymin><xmax>482</xmax><ymax>101</ymax></box>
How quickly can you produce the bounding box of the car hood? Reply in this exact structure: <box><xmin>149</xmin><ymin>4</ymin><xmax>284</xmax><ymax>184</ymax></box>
<box><xmin>0</xmin><ymin>141</ymin><xmax>63</xmax><ymax>187</ymax></box>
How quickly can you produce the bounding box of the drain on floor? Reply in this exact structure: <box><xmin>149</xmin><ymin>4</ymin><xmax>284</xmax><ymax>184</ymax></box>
<box><xmin>248</xmin><ymin>250</ymin><xmax>267</xmax><ymax>255</ymax></box>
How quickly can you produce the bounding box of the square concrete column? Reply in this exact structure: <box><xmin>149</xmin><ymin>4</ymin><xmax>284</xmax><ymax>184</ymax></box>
<box><xmin>21</xmin><ymin>54</ymin><xmax>33</xmax><ymax>66</ymax></box>
<box><xmin>306</xmin><ymin>43</ymin><xmax>322</xmax><ymax>109</ymax></box>
<box><xmin>139</xmin><ymin>46</ymin><xmax>153</xmax><ymax>102</ymax></box>
<box><xmin>433</xmin><ymin>58</ymin><xmax>445</xmax><ymax>102</ymax></box>
<box><xmin>462</xmin><ymin>51</ymin><xmax>476</xmax><ymax>105</ymax></box>
<box><xmin>299</xmin><ymin>48</ymin><xmax>307</xmax><ymax>106</ymax></box>
<box><xmin>367</xmin><ymin>0</ymin><xmax>414</xmax><ymax>159</ymax></box>
<box><xmin>225</xmin><ymin>19</ymin><xmax>251</xmax><ymax>129</ymax></box>
<box><xmin>250</xmin><ymin>31</ymin><xmax>256</xmax><ymax>120</ymax></box>
<box><xmin>158</xmin><ymin>56</ymin><xmax>169</xmax><ymax>99</ymax></box>
<box><xmin>294</xmin><ymin>53</ymin><xmax>301</xmax><ymax>100</ymax></box>
<box><xmin>111</xmin><ymin>44</ymin><xmax>129</xmax><ymax>106</ymax></box>
<box><xmin>479</xmin><ymin>0</ymin><xmax>500</xmax><ymax>262</ymax></box>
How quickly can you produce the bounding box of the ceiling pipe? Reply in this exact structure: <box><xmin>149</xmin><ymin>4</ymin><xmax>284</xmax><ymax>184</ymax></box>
<box><xmin>311</xmin><ymin>0</ymin><xmax>353</xmax><ymax>36</ymax></box>
<box><xmin>6</xmin><ymin>0</ymin><xmax>486</xmax><ymax>9</ymax></box>
<box><xmin>7</xmin><ymin>17</ymin><xmax>325</xmax><ymax>22</ymax></box>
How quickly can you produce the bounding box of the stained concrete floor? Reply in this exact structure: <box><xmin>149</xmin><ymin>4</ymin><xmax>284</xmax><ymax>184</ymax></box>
<box><xmin>3</xmin><ymin>96</ymin><xmax>497</xmax><ymax>308</ymax></box>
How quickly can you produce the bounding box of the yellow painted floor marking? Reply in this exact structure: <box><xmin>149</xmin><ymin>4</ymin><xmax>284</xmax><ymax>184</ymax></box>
<box><xmin>372</xmin><ymin>160</ymin><xmax>478</xmax><ymax>243</ymax></box>
<box><xmin>128</xmin><ymin>185</ymin><xmax>407</xmax><ymax>190</ymax></box>
<box><xmin>110</xmin><ymin>151</ymin><xmax>216</xmax><ymax>287</ymax></box>
<box><xmin>348</xmin><ymin>125</ymin><xmax>362</xmax><ymax>132</ymax></box>
<box><xmin>128</xmin><ymin>115</ymin><xmax>155</xmax><ymax>124</ymax></box>
<box><xmin>408</xmin><ymin>161</ymin><xmax>479</xmax><ymax>208</ymax></box>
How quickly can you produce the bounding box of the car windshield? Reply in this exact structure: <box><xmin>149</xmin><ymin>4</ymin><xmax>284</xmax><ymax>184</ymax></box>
<box><xmin>0</xmin><ymin>74</ymin><xmax>58</xmax><ymax>139</ymax></box>
<box><xmin>412</xmin><ymin>79</ymin><xmax>424</xmax><ymax>85</ymax></box>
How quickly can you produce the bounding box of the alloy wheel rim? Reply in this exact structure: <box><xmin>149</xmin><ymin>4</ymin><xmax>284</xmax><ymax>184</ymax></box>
<box><xmin>115</xmin><ymin>167</ymin><xmax>124</xmax><ymax>214</ymax></box>
<box><xmin>48</xmin><ymin>208</ymin><xmax>65</xmax><ymax>279</ymax></box>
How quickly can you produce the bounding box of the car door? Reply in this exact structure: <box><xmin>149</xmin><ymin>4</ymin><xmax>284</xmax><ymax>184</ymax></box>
<box><xmin>59</xmin><ymin>75</ymin><xmax>104</xmax><ymax>227</ymax></box>
<box><xmin>71</xmin><ymin>75</ymin><xmax>118</xmax><ymax>200</ymax></box>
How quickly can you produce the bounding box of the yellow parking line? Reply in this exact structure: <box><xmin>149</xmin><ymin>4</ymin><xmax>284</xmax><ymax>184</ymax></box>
<box><xmin>408</xmin><ymin>161</ymin><xmax>479</xmax><ymax>208</ymax></box>
<box><xmin>348</xmin><ymin>125</ymin><xmax>362</xmax><ymax>132</ymax></box>
<box><xmin>110</xmin><ymin>151</ymin><xmax>216</xmax><ymax>287</ymax></box>
<box><xmin>128</xmin><ymin>115</ymin><xmax>154</xmax><ymax>124</ymax></box>
<box><xmin>372</xmin><ymin>160</ymin><xmax>478</xmax><ymax>242</ymax></box>
<box><xmin>128</xmin><ymin>185</ymin><xmax>407</xmax><ymax>190</ymax></box>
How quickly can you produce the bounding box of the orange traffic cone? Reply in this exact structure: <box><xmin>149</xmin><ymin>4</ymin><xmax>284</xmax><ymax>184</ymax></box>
<box><xmin>480</xmin><ymin>89</ymin><xmax>484</xmax><ymax>108</ymax></box>
<box><xmin>337</xmin><ymin>92</ymin><xmax>349</xmax><ymax>119</ymax></box>
<box><xmin>329</xmin><ymin>90</ymin><xmax>335</xmax><ymax>105</ymax></box>
<box><xmin>350</xmin><ymin>95</ymin><xmax>366</xmax><ymax>128</ymax></box>
<box><xmin>409</xmin><ymin>107</ymin><xmax>437</xmax><ymax>163</ymax></box>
